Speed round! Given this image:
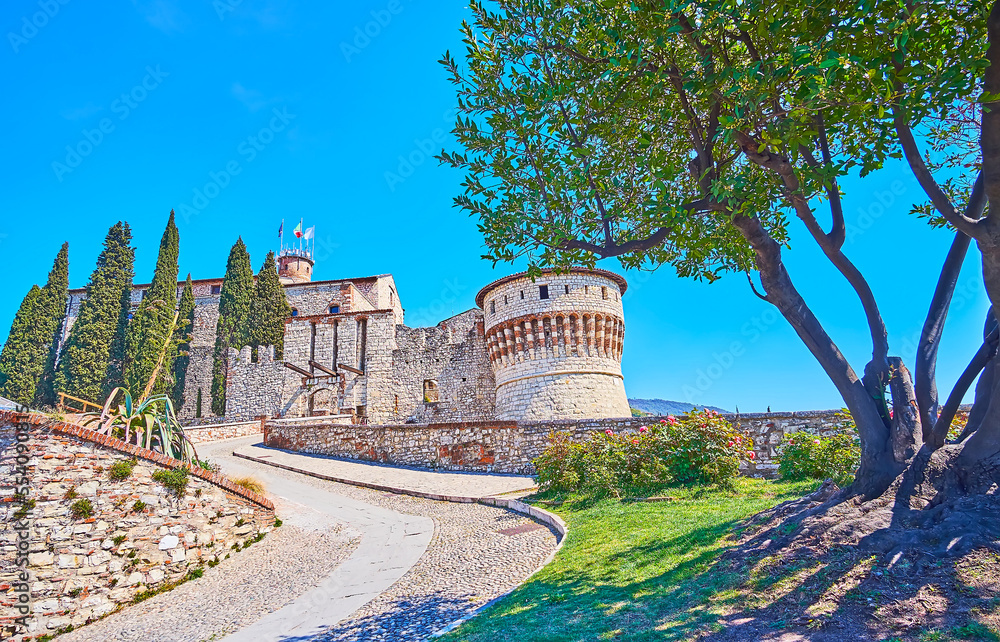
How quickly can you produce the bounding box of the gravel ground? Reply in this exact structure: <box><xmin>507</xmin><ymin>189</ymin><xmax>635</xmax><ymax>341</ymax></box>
<box><xmin>57</xmin><ymin>524</ymin><xmax>360</xmax><ymax>642</ymax></box>
<box><xmin>227</xmin><ymin>456</ymin><xmax>559</xmax><ymax>642</ymax></box>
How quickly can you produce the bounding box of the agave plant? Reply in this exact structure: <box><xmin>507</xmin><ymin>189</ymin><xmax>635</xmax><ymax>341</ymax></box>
<box><xmin>84</xmin><ymin>388</ymin><xmax>199</xmax><ymax>465</ymax></box>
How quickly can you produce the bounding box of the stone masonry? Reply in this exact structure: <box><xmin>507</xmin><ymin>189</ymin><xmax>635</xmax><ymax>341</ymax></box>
<box><xmin>263</xmin><ymin>408</ymin><xmax>850</xmax><ymax>477</ymax></box>
<box><xmin>477</xmin><ymin>268</ymin><xmax>632</xmax><ymax>420</ymax></box>
<box><xmin>0</xmin><ymin>413</ymin><xmax>274</xmax><ymax>640</ymax></box>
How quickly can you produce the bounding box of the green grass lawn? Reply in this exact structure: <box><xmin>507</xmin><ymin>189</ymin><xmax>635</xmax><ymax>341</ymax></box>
<box><xmin>444</xmin><ymin>478</ymin><xmax>820</xmax><ymax>642</ymax></box>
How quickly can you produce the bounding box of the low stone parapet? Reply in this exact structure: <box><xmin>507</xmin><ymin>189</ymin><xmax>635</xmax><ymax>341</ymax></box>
<box><xmin>183</xmin><ymin>419</ymin><xmax>265</xmax><ymax>444</ymax></box>
<box><xmin>262</xmin><ymin>409</ymin><xmax>855</xmax><ymax>476</ymax></box>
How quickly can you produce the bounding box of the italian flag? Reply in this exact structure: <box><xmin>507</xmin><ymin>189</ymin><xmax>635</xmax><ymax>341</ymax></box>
<box><xmin>293</xmin><ymin>221</ymin><xmax>303</xmax><ymax>238</ymax></box>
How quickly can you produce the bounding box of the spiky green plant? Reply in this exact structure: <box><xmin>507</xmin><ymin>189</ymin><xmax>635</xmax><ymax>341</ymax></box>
<box><xmin>83</xmin><ymin>388</ymin><xmax>198</xmax><ymax>464</ymax></box>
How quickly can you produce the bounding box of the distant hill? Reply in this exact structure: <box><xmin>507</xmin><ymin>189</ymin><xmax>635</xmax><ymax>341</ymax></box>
<box><xmin>628</xmin><ymin>398</ymin><xmax>731</xmax><ymax>416</ymax></box>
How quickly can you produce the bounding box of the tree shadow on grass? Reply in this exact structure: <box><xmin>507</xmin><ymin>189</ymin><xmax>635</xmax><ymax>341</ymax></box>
<box><xmin>453</xmin><ymin>486</ymin><xmax>1000</xmax><ymax>642</ymax></box>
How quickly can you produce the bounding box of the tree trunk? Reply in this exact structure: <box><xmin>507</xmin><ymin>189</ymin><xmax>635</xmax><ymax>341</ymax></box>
<box><xmin>729</xmin><ymin>213</ymin><xmax>901</xmax><ymax>496</ymax></box>
<box><xmin>888</xmin><ymin>357</ymin><xmax>921</xmax><ymax>463</ymax></box>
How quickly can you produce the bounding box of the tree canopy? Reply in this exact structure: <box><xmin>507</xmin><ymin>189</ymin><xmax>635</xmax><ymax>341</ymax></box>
<box><xmin>56</xmin><ymin>222</ymin><xmax>134</xmax><ymax>403</ymax></box>
<box><xmin>440</xmin><ymin>0</ymin><xmax>991</xmax><ymax>495</ymax></box>
<box><xmin>124</xmin><ymin>211</ymin><xmax>180</xmax><ymax>397</ymax></box>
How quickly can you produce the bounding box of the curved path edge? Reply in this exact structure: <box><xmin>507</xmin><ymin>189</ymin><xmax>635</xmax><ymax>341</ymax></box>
<box><xmin>233</xmin><ymin>448</ymin><xmax>568</xmax><ymax>639</ymax></box>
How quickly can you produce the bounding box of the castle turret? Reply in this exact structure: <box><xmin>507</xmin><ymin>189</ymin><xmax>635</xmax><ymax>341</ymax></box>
<box><xmin>278</xmin><ymin>249</ymin><xmax>314</xmax><ymax>284</ymax></box>
<box><xmin>476</xmin><ymin>268</ymin><xmax>631</xmax><ymax>420</ymax></box>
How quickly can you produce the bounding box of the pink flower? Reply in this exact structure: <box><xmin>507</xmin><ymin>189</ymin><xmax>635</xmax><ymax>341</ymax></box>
<box><xmin>660</xmin><ymin>419</ymin><xmax>668</xmax><ymax>425</ymax></box>
<box><xmin>639</xmin><ymin>426</ymin><xmax>648</xmax><ymax>433</ymax></box>
<box><xmin>749</xmin><ymin>451</ymin><xmax>756</xmax><ymax>460</ymax></box>
<box><xmin>814</xmin><ymin>439</ymin><xmax>820</xmax><ymax>445</ymax></box>
<box><xmin>632</xmin><ymin>439</ymin><xmax>640</xmax><ymax>445</ymax></box>
<box><xmin>728</xmin><ymin>441</ymin><xmax>734</xmax><ymax>447</ymax></box>
<box><xmin>667</xmin><ymin>415</ymin><xmax>678</xmax><ymax>425</ymax></box>
<box><xmin>605</xmin><ymin>429</ymin><xmax>614</xmax><ymax>436</ymax></box>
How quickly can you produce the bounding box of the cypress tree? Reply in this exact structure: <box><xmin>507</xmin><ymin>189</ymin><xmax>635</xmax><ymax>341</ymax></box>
<box><xmin>0</xmin><ymin>286</ymin><xmax>42</xmax><ymax>406</ymax></box>
<box><xmin>34</xmin><ymin>243</ymin><xmax>71</xmax><ymax>407</ymax></box>
<box><xmin>252</xmin><ymin>251</ymin><xmax>291</xmax><ymax>360</ymax></box>
<box><xmin>171</xmin><ymin>274</ymin><xmax>195</xmax><ymax>410</ymax></box>
<box><xmin>56</xmin><ymin>222</ymin><xmax>135</xmax><ymax>403</ymax></box>
<box><xmin>211</xmin><ymin>238</ymin><xmax>254</xmax><ymax>415</ymax></box>
<box><xmin>124</xmin><ymin>212</ymin><xmax>180</xmax><ymax>396</ymax></box>
<box><xmin>0</xmin><ymin>244</ymin><xmax>69</xmax><ymax>407</ymax></box>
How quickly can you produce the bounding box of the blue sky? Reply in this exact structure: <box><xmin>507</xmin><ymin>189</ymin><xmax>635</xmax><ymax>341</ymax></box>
<box><xmin>0</xmin><ymin>1</ymin><xmax>989</xmax><ymax>412</ymax></box>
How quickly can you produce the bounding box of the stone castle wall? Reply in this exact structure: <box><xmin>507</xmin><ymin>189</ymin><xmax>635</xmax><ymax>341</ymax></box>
<box><xmin>0</xmin><ymin>413</ymin><xmax>274</xmax><ymax>640</ymax></box>
<box><xmin>263</xmin><ymin>408</ymin><xmax>849</xmax><ymax>476</ymax></box>
<box><xmin>478</xmin><ymin>269</ymin><xmax>631</xmax><ymax>420</ymax></box>
<box><xmin>391</xmin><ymin>310</ymin><xmax>496</xmax><ymax>424</ymax></box>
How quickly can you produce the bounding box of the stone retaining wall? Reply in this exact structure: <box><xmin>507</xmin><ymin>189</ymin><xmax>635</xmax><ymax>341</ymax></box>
<box><xmin>184</xmin><ymin>419</ymin><xmax>264</xmax><ymax>445</ymax></box>
<box><xmin>0</xmin><ymin>412</ymin><xmax>274</xmax><ymax>640</ymax></box>
<box><xmin>263</xmin><ymin>409</ymin><xmax>851</xmax><ymax>476</ymax></box>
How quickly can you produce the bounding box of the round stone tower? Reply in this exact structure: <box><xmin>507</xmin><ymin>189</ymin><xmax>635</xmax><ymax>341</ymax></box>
<box><xmin>476</xmin><ymin>268</ymin><xmax>631</xmax><ymax>421</ymax></box>
<box><xmin>278</xmin><ymin>249</ymin><xmax>314</xmax><ymax>285</ymax></box>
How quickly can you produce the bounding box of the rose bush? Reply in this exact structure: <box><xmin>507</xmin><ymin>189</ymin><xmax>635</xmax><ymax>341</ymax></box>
<box><xmin>533</xmin><ymin>410</ymin><xmax>754</xmax><ymax>497</ymax></box>
<box><xmin>777</xmin><ymin>412</ymin><xmax>860</xmax><ymax>486</ymax></box>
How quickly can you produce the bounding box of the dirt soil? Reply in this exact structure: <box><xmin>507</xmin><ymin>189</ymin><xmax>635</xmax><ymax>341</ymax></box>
<box><xmin>697</xmin><ymin>462</ymin><xmax>1000</xmax><ymax>642</ymax></box>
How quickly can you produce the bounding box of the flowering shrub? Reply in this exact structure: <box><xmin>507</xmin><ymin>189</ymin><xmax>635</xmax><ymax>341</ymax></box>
<box><xmin>777</xmin><ymin>412</ymin><xmax>860</xmax><ymax>486</ymax></box>
<box><xmin>533</xmin><ymin>410</ymin><xmax>754</xmax><ymax>497</ymax></box>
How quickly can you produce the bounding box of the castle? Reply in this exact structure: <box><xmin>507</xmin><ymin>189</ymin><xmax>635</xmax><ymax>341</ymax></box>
<box><xmin>63</xmin><ymin>250</ymin><xmax>632</xmax><ymax>424</ymax></box>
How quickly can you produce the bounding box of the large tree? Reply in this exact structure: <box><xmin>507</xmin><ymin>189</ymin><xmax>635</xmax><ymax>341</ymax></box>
<box><xmin>211</xmin><ymin>238</ymin><xmax>255</xmax><ymax>415</ymax></box>
<box><xmin>123</xmin><ymin>211</ymin><xmax>180</xmax><ymax>397</ymax></box>
<box><xmin>0</xmin><ymin>286</ymin><xmax>42</xmax><ymax>407</ymax></box>
<box><xmin>440</xmin><ymin>0</ymin><xmax>997</xmax><ymax>543</ymax></box>
<box><xmin>171</xmin><ymin>274</ymin><xmax>196</xmax><ymax>410</ymax></box>
<box><xmin>35</xmin><ymin>243</ymin><xmax>71</xmax><ymax>407</ymax></box>
<box><xmin>56</xmin><ymin>222</ymin><xmax>134</xmax><ymax>403</ymax></box>
<box><xmin>251</xmin><ymin>251</ymin><xmax>292</xmax><ymax>360</ymax></box>
<box><xmin>0</xmin><ymin>244</ymin><xmax>69</xmax><ymax>407</ymax></box>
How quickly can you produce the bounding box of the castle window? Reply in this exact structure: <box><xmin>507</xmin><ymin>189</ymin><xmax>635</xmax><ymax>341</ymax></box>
<box><xmin>490</xmin><ymin>300</ymin><xmax>495</xmax><ymax>314</ymax></box>
<box><xmin>211</xmin><ymin>285</ymin><xmax>221</xmax><ymax>295</ymax></box>
<box><xmin>564</xmin><ymin>285</ymin><xmax>570</xmax><ymax>294</ymax></box>
<box><xmin>291</xmin><ymin>308</ymin><xmax>299</xmax><ymax>317</ymax></box>
<box><xmin>520</xmin><ymin>290</ymin><xmax>524</xmax><ymax>299</ymax></box>
<box><xmin>585</xmin><ymin>286</ymin><xmax>589</xmax><ymax>294</ymax></box>
<box><xmin>602</xmin><ymin>286</ymin><xmax>608</xmax><ymax>300</ymax></box>
<box><xmin>389</xmin><ymin>288</ymin><xmax>395</xmax><ymax>306</ymax></box>
<box><xmin>357</xmin><ymin>319</ymin><xmax>368</xmax><ymax>372</ymax></box>
<box><xmin>329</xmin><ymin>305</ymin><xmax>340</xmax><ymax>314</ymax></box>
<box><xmin>539</xmin><ymin>285</ymin><xmax>549</xmax><ymax>300</ymax></box>
<box><xmin>504</xmin><ymin>295</ymin><xmax>508</xmax><ymax>305</ymax></box>
<box><xmin>423</xmin><ymin>380</ymin><xmax>439</xmax><ymax>403</ymax></box>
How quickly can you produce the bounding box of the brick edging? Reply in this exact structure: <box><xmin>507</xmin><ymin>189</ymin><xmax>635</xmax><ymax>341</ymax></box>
<box><xmin>1</xmin><ymin>411</ymin><xmax>274</xmax><ymax>510</ymax></box>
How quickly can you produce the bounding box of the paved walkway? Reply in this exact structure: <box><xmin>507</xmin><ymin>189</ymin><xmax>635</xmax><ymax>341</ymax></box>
<box><xmin>197</xmin><ymin>438</ymin><xmax>437</xmax><ymax>642</ymax></box>
<box><xmin>233</xmin><ymin>441</ymin><xmax>537</xmax><ymax>500</ymax></box>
